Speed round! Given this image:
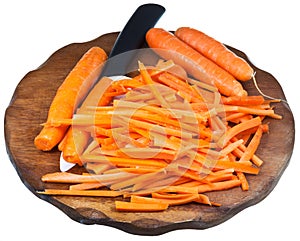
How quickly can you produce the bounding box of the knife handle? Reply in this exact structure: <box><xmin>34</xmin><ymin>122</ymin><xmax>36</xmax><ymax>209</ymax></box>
<box><xmin>100</xmin><ymin>3</ymin><xmax>165</xmax><ymax>77</ymax></box>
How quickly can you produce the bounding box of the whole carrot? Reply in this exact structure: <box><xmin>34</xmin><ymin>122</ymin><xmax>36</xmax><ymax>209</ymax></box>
<box><xmin>59</xmin><ymin>77</ymin><xmax>112</xmax><ymax>164</ymax></box>
<box><xmin>175</xmin><ymin>27</ymin><xmax>254</xmax><ymax>81</ymax></box>
<box><xmin>34</xmin><ymin>46</ymin><xmax>107</xmax><ymax>151</ymax></box>
<box><xmin>146</xmin><ymin>28</ymin><xmax>247</xmax><ymax>97</ymax></box>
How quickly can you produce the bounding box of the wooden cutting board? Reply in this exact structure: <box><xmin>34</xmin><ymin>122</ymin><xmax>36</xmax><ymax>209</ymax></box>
<box><xmin>4</xmin><ymin>32</ymin><xmax>295</xmax><ymax>235</ymax></box>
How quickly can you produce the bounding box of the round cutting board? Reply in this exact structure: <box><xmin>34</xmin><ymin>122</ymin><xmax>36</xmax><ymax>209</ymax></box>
<box><xmin>4</xmin><ymin>32</ymin><xmax>295</xmax><ymax>235</ymax></box>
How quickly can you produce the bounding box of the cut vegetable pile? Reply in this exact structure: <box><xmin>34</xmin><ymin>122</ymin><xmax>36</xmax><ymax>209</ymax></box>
<box><xmin>35</xmin><ymin>27</ymin><xmax>282</xmax><ymax>212</ymax></box>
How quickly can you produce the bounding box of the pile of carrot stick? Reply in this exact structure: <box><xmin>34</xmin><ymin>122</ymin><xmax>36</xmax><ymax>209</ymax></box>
<box><xmin>35</xmin><ymin>27</ymin><xmax>282</xmax><ymax>212</ymax></box>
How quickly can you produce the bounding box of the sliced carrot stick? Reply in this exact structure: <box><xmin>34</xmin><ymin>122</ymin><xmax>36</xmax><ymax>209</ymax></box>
<box><xmin>160</xmin><ymin>185</ymin><xmax>199</xmax><ymax>194</ymax></box>
<box><xmin>239</xmin><ymin>125</ymin><xmax>263</xmax><ymax>163</ymax></box>
<box><xmin>151</xmin><ymin>192</ymin><xmax>193</xmax><ymax>199</ymax></box>
<box><xmin>214</xmin><ymin>160</ymin><xmax>259</xmax><ymax>175</ymax></box>
<box><xmin>37</xmin><ymin>189</ymin><xmax>121</xmax><ymax>197</ymax></box>
<box><xmin>197</xmin><ymin>179</ymin><xmax>242</xmax><ymax>193</ymax></box>
<box><xmin>236</xmin><ymin>172</ymin><xmax>249</xmax><ymax>191</ymax></box>
<box><xmin>220</xmin><ymin>139</ymin><xmax>244</xmax><ymax>157</ymax></box>
<box><xmin>109</xmin><ymin>169</ymin><xmax>166</xmax><ymax>191</ymax></box>
<box><xmin>41</xmin><ymin>172</ymin><xmax>101</xmax><ymax>183</ymax></box>
<box><xmin>204</xmin><ymin>172</ymin><xmax>235</xmax><ymax>183</ymax></box>
<box><xmin>221</xmin><ymin>95</ymin><xmax>264</xmax><ymax>106</ymax></box>
<box><xmin>115</xmin><ymin>201</ymin><xmax>169</xmax><ymax>212</ymax></box>
<box><xmin>130</xmin><ymin>194</ymin><xmax>200</xmax><ymax>206</ymax></box>
<box><xmin>156</xmin><ymin>72</ymin><xmax>203</xmax><ymax>102</ymax></box>
<box><xmin>116</xmin><ymin>115</ymin><xmax>194</xmax><ymax>140</ymax></box>
<box><xmin>231</xmin><ymin>137</ymin><xmax>264</xmax><ymax>167</ymax></box>
<box><xmin>151</xmin><ymin>192</ymin><xmax>213</xmax><ymax>206</ymax></box>
<box><xmin>69</xmin><ymin>182</ymin><xmax>104</xmax><ymax>191</ymax></box>
<box><xmin>138</xmin><ymin>61</ymin><xmax>170</xmax><ymax>108</ymax></box>
<box><xmin>223</xmin><ymin>105</ymin><xmax>279</xmax><ymax>118</ymax></box>
<box><xmin>34</xmin><ymin>47</ymin><xmax>107</xmax><ymax>151</ymax></box>
<box><xmin>225</xmin><ymin>112</ymin><xmax>247</xmax><ymax>122</ymax></box>
<box><xmin>218</xmin><ymin>116</ymin><xmax>262</xmax><ymax>146</ymax></box>
<box><xmin>175</xmin><ymin>27</ymin><xmax>254</xmax><ymax>81</ymax></box>
<box><xmin>81</xmin><ymin>155</ymin><xmax>167</xmax><ymax>168</ymax></box>
<box><xmin>146</xmin><ymin>28</ymin><xmax>247</xmax><ymax>97</ymax></box>
<box><xmin>41</xmin><ymin>171</ymin><xmax>133</xmax><ymax>184</ymax></box>
<box><xmin>132</xmin><ymin>174</ymin><xmax>178</xmax><ymax>192</ymax></box>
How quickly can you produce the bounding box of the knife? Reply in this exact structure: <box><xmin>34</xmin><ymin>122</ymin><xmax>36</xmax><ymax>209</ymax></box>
<box><xmin>99</xmin><ymin>3</ymin><xmax>165</xmax><ymax>77</ymax></box>
<box><xmin>60</xmin><ymin>4</ymin><xmax>165</xmax><ymax>172</ymax></box>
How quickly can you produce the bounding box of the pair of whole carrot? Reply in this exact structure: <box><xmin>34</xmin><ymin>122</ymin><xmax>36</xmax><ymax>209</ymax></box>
<box><xmin>146</xmin><ymin>27</ymin><xmax>253</xmax><ymax>97</ymax></box>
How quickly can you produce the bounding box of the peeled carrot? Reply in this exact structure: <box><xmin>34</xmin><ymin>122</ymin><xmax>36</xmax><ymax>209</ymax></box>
<box><xmin>34</xmin><ymin>47</ymin><xmax>108</xmax><ymax>151</ymax></box>
<box><xmin>59</xmin><ymin>77</ymin><xmax>112</xmax><ymax>165</ymax></box>
<box><xmin>175</xmin><ymin>27</ymin><xmax>254</xmax><ymax>81</ymax></box>
<box><xmin>146</xmin><ymin>28</ymin><xmax>247</xmax><ymax>97</ymax></box>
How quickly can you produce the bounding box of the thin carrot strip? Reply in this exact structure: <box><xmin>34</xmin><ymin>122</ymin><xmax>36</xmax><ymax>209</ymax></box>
<box><xmin>187</xmin><ymin>77</ymin><xmax>218</xmax><ymax>93</ymax></box>
<box><xmin>130</xmin><ymin>194</ymin><xmax>200</xmax><ymax>206</ymax></box>
<box><xmin>160</xmin><ymin>185</ymin><xmax>199</xmax><ymax>194</ymax></box>
<box><xmin>204</xmin><ymin>173</ymin><xmax>235</xmax><ymax>183</ymax></box>
<box><xmin>156</xmin><ymin>72</ymin><xmax>203</xmax><ymax>102</ymax></box>
<box><xmin>221</xmin><ymin>95</ymin><xmax>264</xmax><ymax>106</ymax></box>
<box><xmin>115</xmin><ymin>201</ymin><xmax>169</xmax><ymax>212</ymax></box>
<box><xmin>236</xmin><ymin>172</ymin><xmax>249</xmax><ymax>191</ymax></box>
<box><xmin>118</xmin><ymin>115</ymin><xmax>194</xmax><ymax>139</ymax></box>
<box><xmin>151</xmin><ymin>192</ymin><xmax>213</xmax><ymax>206</ymax></box>
<box><xmin>132</xmin><ymin>174</ymin><xmax>178</xmax><ymax>192</ymax></box>
<box><xmin>41</xmin><ymin>171</ymin><xmax>132</xmax><ymax>184</ymax></box>
<box><xmin>239</xmin><ymin>125</ymin><xmax>263</xmax><ymax>163</ymax></box>
<box><xmin>230</xmin><ymin>136</ymin><xmax>263</xmax><ymax>165</ymax></box>
<box><xmin>138</xmin><ymin>61</ymin><xmax>170</xmax><ymax>108</ymax></box>
<box><xmin>109</xmin><ymin>169</ymin><xmax>166</xmax><ymax>191</ymax></box>
<box><xmin>220</xmin><ymin>139</ymin><xmax>244</xmax><ymax>157</ymax></box>
<box><xmin>225</xmin><ymin>112</ymin><xmax>247</xmax><ymax>122</ymax></box>
<box><xmin>197</xmin><ymin>179</ymin><xmax>241</xmax><ymax>193</ymax></box>
<box><xmin>85</xmin><ymin>163</ymin><xmax>113</xmax><ymax>174</ymax></box>
<box><xmin>151</xmin><ymin>192</ymin><xmax>193</xmax><ymax>199</ymax></box>
<box><xmin>218</xmin><ymin>116</ymin><xmax>261</xmax><ymax>146</ymax></box>
<box><xmin>81</xmin><ymin>154</ymin><xmax>168</xmax><ymax>168</ymax></box>
<box><xmin>37</xmin><ymin>189</ymin><xmax>121</xmax><ymax>197</ymax></box>
<box><xmin>69</xmin><ymin>182</ymin><xmax>104</xmax><ymax>191</ymax></box>
<box><xmin>41</xmin><ymin>172</ymin><xmax>101</xmax><ymax>183</ymax></box>
<box><xmin>214</xmin><ymin>160</ymin><xmax>259</xmax><ymax>175</ymax></box>
<box><xmin>104</xmin><ymin>167</ymin><xmax>160</xmax><ymax>175</ymax></box>
<box><xmin>223</xmin><ymin>105</ymin><xmax>278</xmax><ymax>118</ymax></box>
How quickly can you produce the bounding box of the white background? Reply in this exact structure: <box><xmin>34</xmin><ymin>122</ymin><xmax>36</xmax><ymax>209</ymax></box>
<box><xmin>1</xmin><ymin>0</ymin><xmax>299</xmax><ymax>239</ymax></box>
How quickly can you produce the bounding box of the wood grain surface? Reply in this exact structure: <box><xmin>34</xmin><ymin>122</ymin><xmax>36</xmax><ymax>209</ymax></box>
<box><xmin>4</xmin><ymin>32</ymin><xmax>295</xmax><ymax>235</ymax></box>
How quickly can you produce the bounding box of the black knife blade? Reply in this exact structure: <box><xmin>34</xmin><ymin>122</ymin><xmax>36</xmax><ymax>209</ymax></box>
<box><xmin>99</xmin><ymin>3</ymin><xmax>165</xmax><ymax>77</ymax></box>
